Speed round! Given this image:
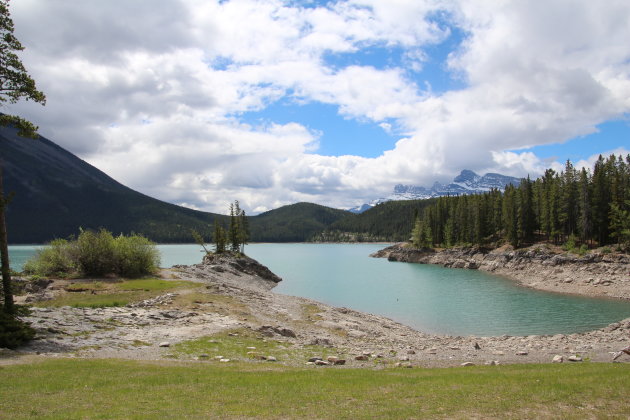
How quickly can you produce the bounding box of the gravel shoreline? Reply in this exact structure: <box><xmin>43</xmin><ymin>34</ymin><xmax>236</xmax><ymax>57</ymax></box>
<box><xmin>3</xmin><ymin>249</ymin><xmax>630</xmax><ymax>368</ymax></box>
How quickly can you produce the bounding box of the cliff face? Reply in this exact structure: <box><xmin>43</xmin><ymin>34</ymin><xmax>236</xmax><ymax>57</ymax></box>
<box><xmin>372</xmin><ymin>244</ymin><xmax>630</xmax><ymax>299</ymax></box>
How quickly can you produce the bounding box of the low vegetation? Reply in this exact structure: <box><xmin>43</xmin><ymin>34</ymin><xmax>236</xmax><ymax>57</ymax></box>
<box><xmin>0</xmin><ymin>359</ymin><xmax>628</xmax><ymax>419</ymax></box>
<box><xmin>33</xmin><ymin>278</ymin><xmax>196</xmax><ymax>309</ymax></box>
<box><xmin>173</xmin><ymin>328</ymin><xmax>338</xmax><ymax>365</ymax></box>
<box><xmin>23</xmin><ymin>229</ymin><xmax>160</xmax><ymax>278</ymax></box>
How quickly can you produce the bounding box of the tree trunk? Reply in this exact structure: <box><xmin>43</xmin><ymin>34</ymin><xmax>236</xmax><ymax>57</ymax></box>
<box><xmin>0</xmin><ymin>163</ymin><xmax>14</xmax><ymax>314</ymax></box>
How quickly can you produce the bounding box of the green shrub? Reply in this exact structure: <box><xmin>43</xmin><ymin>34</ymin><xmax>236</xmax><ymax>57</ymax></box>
<box><xmin>76</xmin><ymin>229</ymin><xmax>116</xmax><ymax>276</ymax></box>
<box><xmin>23</xmin><ymin>230</ymin><xmax>160</xmax><ymax>278</ymax></box>
<box><xmin>23</xmin><ymin>239</ymin><xmax>76</xmax><ymax>277</ymax></box>
<box><xmin>112</xmin><ymin>235</ymin><xmax>160</xmax><ymax>278</ymax></box>
<box><xmin>0</xmin><ymin>312</ymin><xmax>35</xmax><ymax>349</ymax></box>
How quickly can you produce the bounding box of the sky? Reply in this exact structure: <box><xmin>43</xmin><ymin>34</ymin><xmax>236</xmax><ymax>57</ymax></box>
<box><xmin>7</xmin><ymin>0</ymin><xmax>630</xmax><ymax>214</ymax></box>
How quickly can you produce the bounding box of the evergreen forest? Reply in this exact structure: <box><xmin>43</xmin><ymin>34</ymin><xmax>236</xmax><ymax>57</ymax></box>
<box><xmin>409</xmin><ymin>155</ymin><xmax>630</xmax><ymax>250</ymax></box>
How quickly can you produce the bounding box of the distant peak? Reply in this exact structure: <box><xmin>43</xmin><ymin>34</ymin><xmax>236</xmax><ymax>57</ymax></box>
<box><xmin>453</xmin><ymin>169</ymin><xmax>480</xmax><ymax>183</ymax></box>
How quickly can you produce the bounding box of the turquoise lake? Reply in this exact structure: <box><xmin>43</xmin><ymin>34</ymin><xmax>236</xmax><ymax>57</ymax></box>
<box><xmin>9</xmin><ymin>243</ymin><xmax>630</xmax><ymax>336</ymax></box>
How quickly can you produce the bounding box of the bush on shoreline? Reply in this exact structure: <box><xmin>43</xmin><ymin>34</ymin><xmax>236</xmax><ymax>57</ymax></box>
<box><xmin>23</xmin><ymin>229</ymin><xmax>160</xmax><ymax>278</ymax></box>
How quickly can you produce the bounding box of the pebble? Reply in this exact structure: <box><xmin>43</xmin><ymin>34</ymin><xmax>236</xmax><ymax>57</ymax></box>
<box><xmin>267</xmin><ymin>356</ymin><xmax>277</xmax><ymax>362</ymax></box>
<box><xmin>516</xmin><ymin>351</ymin><xmax>528</xmax><ymax>356</ymax></box>
<box><xmin>552</xmin><ymin>355</ymin><xmax>563</xmax><ymax>363</ymax></box>
<box><xmin>568</xmin><ymin>355</ymin><xmax>583</xmax><ymax>362</ymax></box>
<box><xmin>355</xmin><ymin>355</ymin><xmax>369</xmax><ymax>361</ymax></box>
<box><xmin>461</xmin><ymin>362</ymin><xmax>475</xmax><ymax>367</ymax></box>
<box><xmin>158</xmin><ymin>342</ymin><xmax>170</xmax><ymax>347</ymax></box>
<box><xmin>219</xmin><ymin>358</ymin><xmax>230</xmax><ymax>363</ymax></box>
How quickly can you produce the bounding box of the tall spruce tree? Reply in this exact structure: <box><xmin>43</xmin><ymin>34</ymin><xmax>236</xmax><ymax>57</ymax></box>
<box><xmin>0</xmin><ymin>0</ymin><xmax>46</xmax><ymax>314</ymax></box>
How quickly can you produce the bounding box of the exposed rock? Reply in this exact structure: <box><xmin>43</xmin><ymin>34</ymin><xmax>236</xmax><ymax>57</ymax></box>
<box><xmin>461</xmin><ymin>362</ymin><xmax>475</xmax><ymax>366</ymax></box>
<box><xmin>568</xmin><ymin>355</ymin><xmax>583</xmax><ymax>362</ymax></box>
<box><xmin>372</xmin><ymin>243</ymin><xmax>630</xmax><ymax>300</ymax></box>
<box><xmin>552</xmin><ymin>355</ymin><xmax>563</xmax><ymax>363</ymax></box>
<box><xmin>202</xmin><ymin>252</ymin><xmax>282</xmax><ymax>284</ymax></box>
<box><xmin>158</xmin><ymin>341</ymin><xmax>170</xmax><ymax>347</ymax></box>
<box><xmin>310</xmin><ymin>338</ymin><xmax>333</xmax><ymax>347</ymax></box>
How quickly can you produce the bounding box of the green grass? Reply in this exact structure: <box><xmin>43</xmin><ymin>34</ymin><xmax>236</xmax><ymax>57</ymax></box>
<box><xmin>35</xmin><ymin>278</ymin><xmax>198</xmax><ymax>309</ymax></box>
<box><xmin>173</xmin><ymin>328</ymin><xmax>340</xmax><ymax>364</ymax></box>
<box><xmin>0</xmin><ymin>359</ymin><xmax>628</xmax><ymax>419</ymax></box>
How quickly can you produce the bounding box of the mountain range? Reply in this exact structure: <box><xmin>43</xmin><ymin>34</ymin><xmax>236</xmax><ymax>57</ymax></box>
<box><xmin>0</xmin><ymin>125</ymin><xmax>349</xmax><ymax>243</ymax></box>
<box><xmin>1</xmin><ymin>124</ymin><xmax>522</xmax><ymax>244</ymax></box>
<box><xmin>349</xmin><ymin>170</ymin><xmax>522</xmax><ymax>213</ymax></box>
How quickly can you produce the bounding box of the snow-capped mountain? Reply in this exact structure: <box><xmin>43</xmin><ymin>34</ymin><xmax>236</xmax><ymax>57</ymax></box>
<box><xmin>348</xmin><ymin>170</ymin><xmax>521</xmax><ymax>213</ymax></box>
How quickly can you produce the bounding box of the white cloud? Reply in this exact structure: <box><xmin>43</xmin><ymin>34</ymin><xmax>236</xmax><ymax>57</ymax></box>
<box><xmin>7</xmin><ymin>0</ymin><xmax>630</xmax><ymax>213</ymax></box>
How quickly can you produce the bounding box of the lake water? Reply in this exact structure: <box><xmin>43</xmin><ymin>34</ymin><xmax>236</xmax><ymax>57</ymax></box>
<box><xmin>9</xmin><ymin>243</ymin><xmax>630</xmax><ymax>336</ymax></box>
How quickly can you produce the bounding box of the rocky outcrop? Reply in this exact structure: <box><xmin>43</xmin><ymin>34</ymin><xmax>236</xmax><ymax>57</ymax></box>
<box><xmin>202</xmin><ymin>252</ymin><xmax>282</xmax><ymax>284</ymax></box>
<box><xmin>372</xmin><ymin>243</ymin><xmax>630</xmax><ymax>299</ymax></box>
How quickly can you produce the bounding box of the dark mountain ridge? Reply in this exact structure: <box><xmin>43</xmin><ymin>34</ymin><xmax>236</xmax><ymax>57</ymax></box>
<box><xmin>1</xmin><ymin>126</ymin><xmax>350</xmax><ymax>243</ymax></box>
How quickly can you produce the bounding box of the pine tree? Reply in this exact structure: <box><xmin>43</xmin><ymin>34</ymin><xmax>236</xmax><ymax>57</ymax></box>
<box><xmin>213</xmin><ymin>220</ymin><xmax>226</xmax><ymax>253</ymax></box>
<box><xmin>0</xmin><ymin>0</ymin><xmax>46</xmax><ymax>314</ymax></box>
<box><xmin>578</xmin><ymin>167</ymin><xmax>592</xmax><ymax>244</ymax></box>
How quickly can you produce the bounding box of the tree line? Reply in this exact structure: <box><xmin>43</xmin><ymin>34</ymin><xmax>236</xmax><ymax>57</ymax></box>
<box><xmin>411</xmin><ymin>155</ymin><xmax>630</xmax><ymax>250</ymax></box>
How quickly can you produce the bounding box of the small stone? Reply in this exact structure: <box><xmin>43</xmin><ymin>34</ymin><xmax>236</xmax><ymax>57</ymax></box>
<box><xmin>516</xmin><ymin>351</ymin><xmax>528</xmax><ymax>356</ymax></box>
<box><xmin>199</xmin><ymin>354</ymin><xmax>209</xmax><ymax>358</ymax></box>
<box><xmin>315</xmin><ymin>360</ymin><xmax>330</xmax><ymax>366</ymax></box>
<box><xmin>552</xmin><ymin>355</ymin><xmax>564</xmax><ymax>363</ymax></box>
<box><xmin>407</xmin><ymin>349</ymin><xmax>416</xmax><ymax>355</ymax></box>
<box><xmin>246</xmin><ymin>346</ymin><xmax>256</xmax><ymax>350</ymax></box>
<box><xmin>254</xmin><ymin>355</ymin><xmax>267</xmax><ymax>360</ymax></box>
<box><xmin>158</xmin><ymin>342</ymin><xmax>170</xmax><ymax>347</ymax></box>
<box><xmin>355</xmin><ymin>355</ymin><xmax>369</xmax><ymax>361</ymax></box>
<box><xmin>308</xmin><ymin>357</ymin><xmax>322</xmax><ymax>363</ymax></box>
<box><xmin>333</xmin><ymin>359</ymin><xmax>346</xmax><ymax>365</ymax></box>
<box><xmin>214</xmin><ymin>356</ymin><xmax>224</xmax><ymax>360</ymax></box>
<box><xmin>219</xmin><ymin>358</ymin><xmax>230</xmax><ymax>363</ymax></box>
<box><xmin>266</xmin><ymin>356</ymin><xmax>277</xmax><ymax>362</ymax></box>
<box><xmin>449</xmin><ymin>346</ymin><xmax>460</xmax><ymax>350</ymax></box>
<box><xmin>568</xmin><ymin>355</ymin><xmax>582</xmax><ymax>362</ymax></box>
<box><xmin>327</xmin><ymin>356</ymin><xmax>339</xmax><ymax>363</ymax></box>
<box><xmin>461</xmin><ymin>362</ymin><xmax>475</xmax><ymax>367</ymax></box>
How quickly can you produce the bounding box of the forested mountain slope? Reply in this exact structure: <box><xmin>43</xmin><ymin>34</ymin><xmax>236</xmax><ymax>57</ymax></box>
<box><xmin>0</xmin><ymin>126</ymin><xmax>352</xmax><ymax>243</ymax></box>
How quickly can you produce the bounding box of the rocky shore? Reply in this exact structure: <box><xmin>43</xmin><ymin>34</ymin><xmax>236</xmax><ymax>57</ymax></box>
<box><xmin>2</xmin><ymin>250</ymin><xmax>630</xmax><ymax>368</ymax></box>
<box><xmin>371</xmin><ymin>243</ymin><xmax>630</xmax><ymax>300</ymax></box>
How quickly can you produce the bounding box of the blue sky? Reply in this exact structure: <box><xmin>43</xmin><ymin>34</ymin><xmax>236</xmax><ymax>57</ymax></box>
<box><xmin>519</xmin><ymin>119</ymin><xmax>630</xmax><ymax>163</ymax></box>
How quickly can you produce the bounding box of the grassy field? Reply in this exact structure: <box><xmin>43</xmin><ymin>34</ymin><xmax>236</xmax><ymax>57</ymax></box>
<box><xmin>33</xmin><ymin>278</ymin><xmax>198</xmax><ymax>308</ymax></box>
<box><xmin>0</xmin><ymin>358</ymin><xmax>628</xmax><ymax>419</ymax></box>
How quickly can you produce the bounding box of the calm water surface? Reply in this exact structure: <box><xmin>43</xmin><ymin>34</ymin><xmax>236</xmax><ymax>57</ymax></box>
<box><xmin>9</xmin><ymin>243</ymin><xmax>630</xmax><ymax>336</ymax></box>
